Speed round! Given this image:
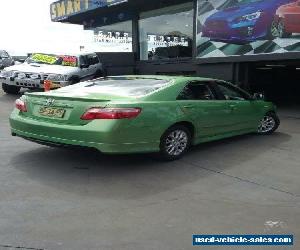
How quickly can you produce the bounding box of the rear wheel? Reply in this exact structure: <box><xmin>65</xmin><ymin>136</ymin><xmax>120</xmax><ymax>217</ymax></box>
<box><xmin>277</xmin><ymin>19</ymin><xmax>291</xmax><ymax>38</ymax></box>
<box><xmin>2</xmin><ymin>83</ymin><xmax>20</xmax><ymax>94</ymax></box>
<box><xmin>159</xmin><ymin>125</ymin><xmax>191</xmax><ymax>161</ymax></box>
<box><xmin>257</xmin><ymin>112</ymin><xmax>280</xmax><ymax>135</ymax></box>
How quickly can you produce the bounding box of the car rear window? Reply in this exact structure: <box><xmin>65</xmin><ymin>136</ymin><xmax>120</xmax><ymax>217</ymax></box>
<box><xmin>87</xmin><ymin>77</ymin><xmax>171</xmax><ymax>96</ymax></box>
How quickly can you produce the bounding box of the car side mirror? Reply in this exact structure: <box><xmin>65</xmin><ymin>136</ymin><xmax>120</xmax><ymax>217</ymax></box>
<box><xmin>253</xmin><ymin>93</ymin><xmax>265</xmax><ymax>100</ymax></box>
<box><xmin>80</xmin><ymin>64</ymin><xmax>89</xmax><ymax>69</ymax></box>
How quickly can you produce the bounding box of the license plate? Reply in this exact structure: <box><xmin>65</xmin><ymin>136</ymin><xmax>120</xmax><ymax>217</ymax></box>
<box><xmin>39</xmin><ymin>107</ymin><xmax>65</xmax><ymax>118</ymax></box>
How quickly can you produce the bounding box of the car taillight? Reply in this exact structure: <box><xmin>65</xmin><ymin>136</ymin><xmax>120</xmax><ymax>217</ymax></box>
<box><xmin>15</xmin><ymin>99</ymin><xmax>27</xmax><ymax>112</ymax></box>
<box><xmin>81</xmin><ymin>107</ymin><xmax>141</xmax><ymax>120</ymax></box>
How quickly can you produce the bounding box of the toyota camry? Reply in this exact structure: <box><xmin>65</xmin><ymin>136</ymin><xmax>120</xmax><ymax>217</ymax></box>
<box><xmin>10</xmin><ymin>75</ymin><xmax>280</xmax><ymax>160</ymax></box>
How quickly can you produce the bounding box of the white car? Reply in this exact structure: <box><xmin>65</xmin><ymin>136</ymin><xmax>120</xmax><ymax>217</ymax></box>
<box><xmin>0</xmin><ymin>52</ymin><xmax>103</xmax><ymax>94</ymax></box>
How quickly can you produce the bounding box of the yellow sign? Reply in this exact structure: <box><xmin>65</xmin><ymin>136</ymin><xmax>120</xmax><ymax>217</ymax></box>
<box><xmin>31</xmin><ymin>54</ymin><xmax>58</xmax><ymax>64</ymax></box>
<box><xmin>50</xmin><ymin>0</ymin><xmax>127</xmax><ymax>21</ymax></box>
<box><xmin>51</xmin><ymin>0</ymin><xmax>89</xmax><ymax>20</ymax></box>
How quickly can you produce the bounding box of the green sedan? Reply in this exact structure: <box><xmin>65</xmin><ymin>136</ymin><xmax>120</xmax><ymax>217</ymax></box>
<box><xmin>10</xmin><ymin>75</ymin><xmax>280</xmax><ymax>160</ymax></box>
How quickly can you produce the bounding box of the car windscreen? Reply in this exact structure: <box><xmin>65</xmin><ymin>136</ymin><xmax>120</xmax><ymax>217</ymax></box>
<box><xmin>26</xmin><ymin>53</ymin><xmax>78</xmax><ymax>67</ymax></box>
<box><xmin>218</xmin><ymin>0</ymin><xmax>263</xmax><ymax>9</ymax></box>
<box><xmin>86</xmin><ymin>77</ymin><xmax>171</xmax><ymax>97</ymax></box>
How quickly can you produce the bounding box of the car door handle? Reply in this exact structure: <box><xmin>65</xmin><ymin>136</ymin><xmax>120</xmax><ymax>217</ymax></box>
<box><xmin>229</xmin><ymin>104</ymin><xmax>237</xmax><ymax>110</ymax></box>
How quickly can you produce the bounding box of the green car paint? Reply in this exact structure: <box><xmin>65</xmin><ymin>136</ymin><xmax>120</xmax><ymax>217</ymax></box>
<box><xmin>9</xmin><ymin>75</ymin><xmax>277</xmax><ymax>154</ymax></box>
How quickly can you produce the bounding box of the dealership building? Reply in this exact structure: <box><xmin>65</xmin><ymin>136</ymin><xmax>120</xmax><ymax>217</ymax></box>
<box><xmin>50</xmin><ymin>0</ymin><xmax>300</xmax><ymax>104</ymax></box>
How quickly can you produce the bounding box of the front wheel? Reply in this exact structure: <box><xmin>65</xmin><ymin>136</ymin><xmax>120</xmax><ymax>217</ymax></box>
<box><xmin>267</xmin><ymin>20</ymin><xmax>279</xmax><ymax>39</ymax></box>
<box><xmin>2</xmin><ymin>83</ymin><xmax>20</xmax><ymax>95</ymax></box>
<box><xmin>257</xmin><ymin>112</ymin><xmax>280</xmax><ymax>135</ymax></box>
<box><xmin>159</xmin><ymin>125</ymin><xmax>191</xmax><ymax>161</ymax></box>
<box><xmin>94</xmin><ymin>70</ymin><xmax>103</xmax><ymax>78</ymax></box>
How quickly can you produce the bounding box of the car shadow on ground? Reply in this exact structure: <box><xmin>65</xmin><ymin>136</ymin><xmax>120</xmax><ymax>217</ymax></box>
<box><xmin>11</xmin><ymin>132</ymin><xmax>291</xmax><ymax>199</ymax></box>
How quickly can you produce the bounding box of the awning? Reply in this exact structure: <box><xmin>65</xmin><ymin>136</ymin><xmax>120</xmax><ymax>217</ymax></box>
<box><xmin>50</xmin><ymin>0</ymin><xmax>128</xmax><ymax>22</ymax></box>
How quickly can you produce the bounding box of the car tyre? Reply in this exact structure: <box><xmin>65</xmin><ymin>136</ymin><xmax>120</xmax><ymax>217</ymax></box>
<box><xmin>277</xmin><ymin>19</ymin><xmax>291</xmax><ymax>38</ymax></box>
<box><xmin>267</xmin><ymin>20</ymin><xmax>279</xmax><ymax>40</ymax></box>
<box><xmin>69</xmin><ymin>76</ymin><xmax>80</xmax><ymax>85</ymax></box>
<box><xmin>2</xmin><ymin>83</ymin><xmax>20</xmax><ymax>95</ymax></box>
<box><xmin>257</xmin><ymin>112</ymin><xmax>280</xmax><ymax>135</ymax></box>
<box><xmin>159</xmin><ymin>125</ymin><xmax>192</xmax><ymax>161</ymax></box>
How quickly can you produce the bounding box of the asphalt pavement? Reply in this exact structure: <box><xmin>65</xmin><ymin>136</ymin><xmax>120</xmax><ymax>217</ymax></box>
<box><xmin>0</xmin><ymin>89</ymin><xmax>299</xmax><ymax>250</ymax></box>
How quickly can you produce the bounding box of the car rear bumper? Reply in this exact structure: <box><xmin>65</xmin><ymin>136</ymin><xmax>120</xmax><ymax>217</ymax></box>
<box><xmin>10</xmin><ymin>110</ymin><xmax>159</xmax><ymax>154</ymax></box>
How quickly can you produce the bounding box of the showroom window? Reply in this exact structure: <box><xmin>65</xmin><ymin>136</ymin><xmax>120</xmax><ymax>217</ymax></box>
<box><xmin>139</xmin><ymin>3</ymin><xmax>194</xmax><ymax>60</ymax></box>
<box><xmin>93</xmin><ymin>21</ymin><xmax>133</xmax><ymax>52</ymax></box>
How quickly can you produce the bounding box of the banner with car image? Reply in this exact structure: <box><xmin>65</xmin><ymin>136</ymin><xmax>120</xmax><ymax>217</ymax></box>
<box><xmin>196</xmin><ymin>0</ymin><xmax>300</xmax><ymax>58</ymax></box>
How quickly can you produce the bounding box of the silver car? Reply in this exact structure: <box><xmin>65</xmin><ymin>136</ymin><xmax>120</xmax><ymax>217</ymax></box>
<box><xmin>1</xmin><ymin>52</ymin><xmax>103</xmax><ymax>94</ymax></box>
<box><xmin>0</xmin><ymin>50</ymin><xmax>14</xmax><ymax>70</ymax></box>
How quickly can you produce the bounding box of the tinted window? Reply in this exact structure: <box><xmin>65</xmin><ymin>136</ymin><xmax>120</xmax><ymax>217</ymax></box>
<box><xmin>87</xmin><ymin>54</ymin><xmax>99</xmax><ymax>65</ymax></box>
<box><xmin>178</xmin><ymin>83</ymin><xmax>215</xmax><ymax>100</ymax></box>
<box><xmin>93</xmin><ymin>20</ymin><xmax>133</xmax><ymax>52</ymax></box>
<box><xmin>80</xmin><ymin>56</ymin><xmax>88</xmax><ymax>65</ymax></box>
<box><xmin>139</xmin><ymin>3</ymin><xmax>194</xmax><ymax>60</ymax></box>
<box><xmin>87</xmin><ymin>77</ymin><xmax>170</xmax><ymax>96</ymax></box>
<box><xmin>217</xmin><ymin>82</ymin><xmax>249</xmax><ymax>101</ymax></box>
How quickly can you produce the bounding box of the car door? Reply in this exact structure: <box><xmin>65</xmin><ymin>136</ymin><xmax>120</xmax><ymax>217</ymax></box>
<box><xmin>214</xmin><ymin>81</ymin><xmax>261</xmax><ymax>132</ymax></box>
<box><xmin>79</xmin><ymin>55</ymin><xmax>90</xmax><ymax>80</ymax></box>
<box><xmin>177</xmin><ymin>81</ymin><xmax>235</xmax><ymax>140</ymax></box>
<box><xmin>85</xmin><ymin>54</ymin><xmax>100</xmax><ymax>78</ymax></box>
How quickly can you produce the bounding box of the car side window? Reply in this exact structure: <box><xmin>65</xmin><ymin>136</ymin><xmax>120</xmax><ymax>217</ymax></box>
<box><xmin>80</xmin><ymin>56</ymin><xmax>88</xmax><ymax>66</ymax></box>
<box><xmin>217</xmin><ymin>83</ymin><xmax>248</xmax><ymax>101</ymax></box>
<box><xmin>92</xmin><ymin>55</ymin><xmax>100</xmax><ymax>64</ymax></box>
<box><xmin>86</xmin><ymin>54</ymin><xmax>99</xmax><ymax>65</ymax></box>
<box><xmin>177</xmin><ymin>82</ymin><xmax>216</xmax><ymax>100</ymax></box>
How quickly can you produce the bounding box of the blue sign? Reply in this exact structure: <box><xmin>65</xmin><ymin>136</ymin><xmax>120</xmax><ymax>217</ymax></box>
<box><xmin>50</xmin><ymin>0</ymin><xmax>128</xmax><ymax>21</ymax></box>
<box><xmin>193</xmin><ymin>235</ymin><xmax>294</xmax><ymax>246</ymax></box>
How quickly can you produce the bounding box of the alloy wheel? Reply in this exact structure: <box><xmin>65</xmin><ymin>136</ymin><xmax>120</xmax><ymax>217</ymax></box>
<box><xmin>277</xmin><ymin>21</ymin><xmax>284</xmax><ymax>38</ymax></box>
<box><xmin>270</xmin><ymin>21</ymin><xmax>279</xmax><ymax>38</ymax></box>
<box><xmin>258</xmin><ymin>115</ymin><xmax>276</xmax><ymax>133</ymax></box>
<box><xmin>165</xmin><ymin>130</ymin><xmax>188</xmax><ymax>156</ymax></box>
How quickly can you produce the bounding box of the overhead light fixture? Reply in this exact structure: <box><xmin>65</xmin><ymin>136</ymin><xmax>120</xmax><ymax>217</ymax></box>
<box><xmin>265</xmin><ymin>64</ymin><xmax>286</xmax><ymax>67</ymax></box>
<box><xmin>257</xmin><ymin>67</ymin><xmax>272</xmax><ymax>70</ymax></box>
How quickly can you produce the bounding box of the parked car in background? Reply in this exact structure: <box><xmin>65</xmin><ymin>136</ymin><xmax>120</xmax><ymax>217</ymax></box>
<box><xmin>202</xmin><ymin>0</ymin><xmax>296</xmax><ymax>44</ymax></box>
<box><xmin>275</xmin><ymin>0</ymin><xmax>300</xmax><ymax>37</ymax></box>
<box><xmin>0</xmin><ymin>50</ymin><xmax>14</xmax><ymax>70</ymax></box>
<box><xmin>10</xmin><ymin>75</ymin><xmax>279</xmax><ymax>160</ymax></box>
<box><xmin>0</xmin><ymin>52</ymin><xmax>103</xmax><ymax>94</ymax></box>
